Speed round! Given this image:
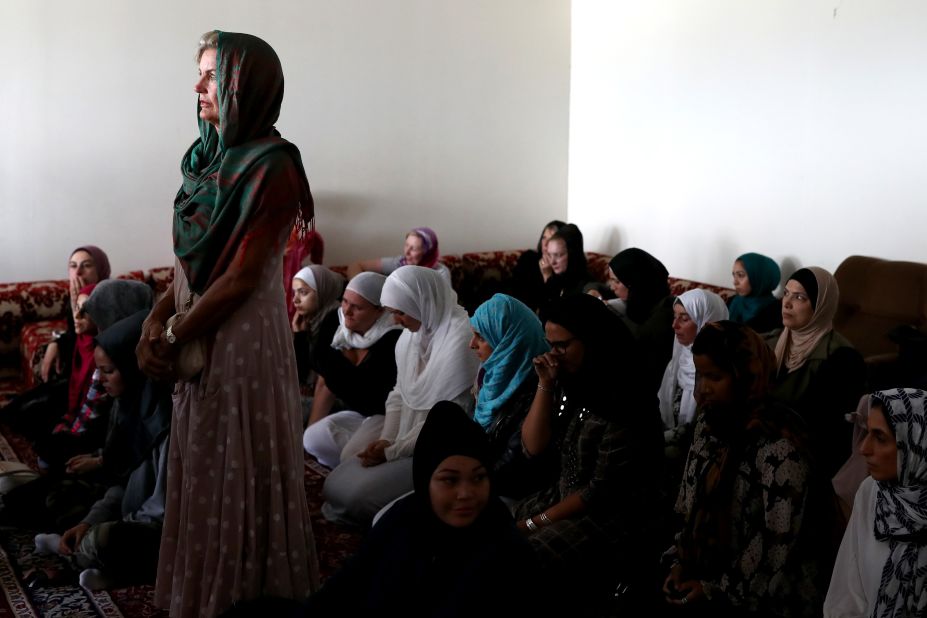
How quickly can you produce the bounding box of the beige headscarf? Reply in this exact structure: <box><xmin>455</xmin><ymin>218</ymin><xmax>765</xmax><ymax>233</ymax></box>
<box><xmin>773</xmin><ymin>266</ymin><xmax>839</xmax><ymax>373</ymax></box>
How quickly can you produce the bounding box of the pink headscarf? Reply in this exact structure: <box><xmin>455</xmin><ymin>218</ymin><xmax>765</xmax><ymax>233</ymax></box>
<box><xmin>400</xmin><ymin>227</ymin><xmax>440</xmax><ymax>269</ymax></box>
<box><xmin>70</xmin><ymin>245</ymin><xmax>111</xmax><ymax>282</ymax></box>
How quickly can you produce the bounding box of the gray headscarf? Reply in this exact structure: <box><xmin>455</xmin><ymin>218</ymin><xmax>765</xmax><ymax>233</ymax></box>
<box><xmin>82</xmin><ymin>280</ymin><xmax>155</xmax><ymax>332</ymax></box>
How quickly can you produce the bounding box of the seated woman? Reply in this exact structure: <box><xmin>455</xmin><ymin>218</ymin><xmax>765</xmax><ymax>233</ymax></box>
<box><xmin>664</xmin><ymin>321</ymin><xmax>831</xmax><ymax>617</ymax></box>
<box><xmin>32</xmin><ymin>284</ymin><xmax>102</xmax><ymax>469</ymax></box>
<box><xmin>770</xmin><ymin>266</ymin><xmax>867</xmax><ymax>478</ymax></box>
<box><xmin>824</xmin><ymin>388</ymin><xmax>927</xmax><ymax>618</ymax></box>
<box><xmin>321</xmin><ymin>265</ymin><xmax>480</xmax><ymax>527</ymax></box>
<box><xmin>306</xmin><ymin>401</ymin><xmax>547</xmax><ymax>615</ymax></box>
<box><xmin>509</xmin><ymin>220</ymin><xmax>566</xmax><ymax>311</ymax></box>
<box><xmin>291</xmin><ymin>265</ymin><xmax>345</xmax><ymax>385</ymax></box>
<box><xmin>729</xmin><ymin>252</ymin><xmax>782</xmax><ymax>334</ymax></box>
<box><xmin>469</xmin><ymin>293</ymin><xmax>551</xmax><ymax>498</ymax></box>
<box><xmin>2</xmin><ymin>246</ymin><xmax>111</xmax><ymax>436</ymax></box>
<box><xmin>514</xmin><ymin>293</ymin><xmax>664</xmax><ymax>612</ymax></box>
<box><xmin>41</xmin><ymin>246</ymin><xmax>112</xmax><ymax>383</ymax></box>
<box><xmin>35</xmin><ymin>280</ymin><xmax>156</xmax><ymax>474</ymax></box>
<box><xmin>34</xmin><ymin>310</ymin><xmax>172</xmax><ymax>592</ymax></box>
<box><xmin>346</xmin><ymin>227</ymin><xmax>451</xmax><ymax>285</ymax></box>
<box><xmin>658</xmin><ymin>289</ymin><xmax>729</xmax><ymax>474</ymax></box>
<box><xmin>607</xmin><ymin>247</ymin><xmax>676</xmax><ymax>394</ymax></box>
<box><xmin>302</xmin><ymin>272</ymin><xmax>402</xmax><ymax>468</ymax></box>
<box><xmin>538</xmin><ymin>223</ymin><xmax>594</xmax><ymax>320</ymax></box>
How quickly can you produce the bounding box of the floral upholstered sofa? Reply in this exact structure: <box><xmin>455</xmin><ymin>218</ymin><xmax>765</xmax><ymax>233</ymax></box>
<box><xmin>0</xmin><ymin>251</ymin><xmax>734</xmax><ymax>405</ymax></box>
<box><xmin>0</xmin><ymin>267</ymin><xmax>174</xmax><ymax>405</ymax></box>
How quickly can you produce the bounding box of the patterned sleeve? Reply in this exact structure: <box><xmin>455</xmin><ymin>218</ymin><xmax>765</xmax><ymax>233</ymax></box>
<box><xmin>579</xmin><ymin>419</ymin><xmax>632</xmax><ymax>509</ymax></box>
<box><xmin>700</xmin><ymin>436</ymin><xmax>811</xmax><ymax>609</ymax></box>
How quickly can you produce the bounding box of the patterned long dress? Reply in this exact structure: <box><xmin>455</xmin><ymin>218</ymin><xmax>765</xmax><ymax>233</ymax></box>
<box><xmin>155</xmin><ymin>238</ymin><xmax>318</xmax><ymax>616</ymax></box>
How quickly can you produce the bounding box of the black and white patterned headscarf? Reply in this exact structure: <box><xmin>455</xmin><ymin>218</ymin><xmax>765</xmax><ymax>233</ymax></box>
<box><xmin>871</xmin><ymin>387</ymin><xmax>927</xmax><ymax>618</ymax></box>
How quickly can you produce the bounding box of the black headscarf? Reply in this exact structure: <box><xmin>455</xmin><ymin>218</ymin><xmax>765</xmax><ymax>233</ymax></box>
<box><xmin>548</xmin><ymin>223</ymin><xmax>588</xmax><ymax>284</ymax></box>
<box><xmin>413</xmin><ymin>400</ymin><xmax>494</xmax><ymax>498</ymax></box>
<box><xmin>608</xmin><ymin>247</ymin><xmax>671</xmax><ymax>324</ymax></box>
<box><xmin>96</xmin><ymin>310</ymin><xmax>172</xmax><ymax>480</ymax></box>
<box><xmin>535</xmin><ymin>220</ymin><xmax>566</xmax><ymax>254</ymax></box>
<box><xmin>786</xmin><ymin>268</ymin><xmax>819</xmax><ymax>310</ymax></box>
<box><xmin>544</xmin><ymin>293</ymin><xmax>642</xmax><ymax>419</ymax></box>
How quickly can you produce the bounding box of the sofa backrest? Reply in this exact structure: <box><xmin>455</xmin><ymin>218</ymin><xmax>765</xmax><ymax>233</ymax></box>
<box><xmin>834</xmin><ymin>255</ymin><xmax>927</xmax><ymax>361</ymax></box>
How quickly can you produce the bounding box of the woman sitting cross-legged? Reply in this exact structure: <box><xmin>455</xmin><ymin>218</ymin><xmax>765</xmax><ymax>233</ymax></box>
<box><xmin>321</xmin><ymin>265</ymin><xmax>480</xmax><ymax>527</ymax></box>
<box><xmin>33</xmin><ymin>310</ymin><xmax>172</xmax><ymax>592</ymax></box>
<box><xmin>824</xmin><ymin>388</ymin><xmax>927</xmax><ymax>618</ymax></box>
<box><xmin>513</xmin><ymin>293</ymin><xmax>665</xmax><ymax>614</ymax></box>
<box><xmin>305</xmin><ymin>400</ymin><xmax>548</xmax><ymax>615</ymax></box>
<box><xmin>469</xmin><ymin>293</ymin><xmax>552</xmax><ymax>499</ymax></box>
<box><xmin>770</xmin><ymin>266</ymin><xmax>867</xmax><ymax>478</ymax></box>
<box><xmin>663</xmin><ymin>320</ymin><xmax>835</xmax><ymax>617</ymax></box>
<box><xmin>728</xmin><ymin>252</ymin><xmax>782</xmax><ymax>335</ymax></box>
<box><xmin>302</xmin><ymin>272</ymin><xmax>402</xmax><ymax>469</ymax></box>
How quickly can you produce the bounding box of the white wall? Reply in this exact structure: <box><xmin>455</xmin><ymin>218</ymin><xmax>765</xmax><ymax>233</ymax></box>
<box><xmin>0</xmin><ymin>0</ymin><xmax>570</xmax><ymax>282</ymax></box>
<box><xmin>569</xmin><ymin>1</ymin><xmax>927</xmax><ymax>287</ymax></box>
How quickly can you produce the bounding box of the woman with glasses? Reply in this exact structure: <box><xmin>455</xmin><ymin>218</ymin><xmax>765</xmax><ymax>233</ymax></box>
<box><xmin>513</xmin><ymin>293</ymin><xmax>664</xmax><ymax>613</ymax></box>
<box><xmin>302</xmin><ymin>272</ymin><xmax>402</xmax><ymax>469</ymax></box>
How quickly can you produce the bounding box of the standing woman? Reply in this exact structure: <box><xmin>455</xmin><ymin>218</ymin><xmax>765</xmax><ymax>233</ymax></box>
<box><xmin>824</xmin><ymin>388</ymin><xmax>927</xmax><ymax>618</ymax></box>
<box><xmin>136</xmin><ymin>31</ymin><xmax>318</xmax><ymax>616</ymax></box>
<box><xmin>771</xmin><ymin>267</ymin><xmax>866</xmax><ymax>478</ymax></box>
<box><xmin>729</xmin><ymin>252</ymin><xmax>782</xmax><ymax>334</ymax></box>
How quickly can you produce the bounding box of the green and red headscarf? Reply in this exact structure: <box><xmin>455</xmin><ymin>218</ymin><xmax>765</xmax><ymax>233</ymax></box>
<box><xmin>173</xmin><ymin>31</ymin><xmax>314</xmax><ymax>295</ymax></box>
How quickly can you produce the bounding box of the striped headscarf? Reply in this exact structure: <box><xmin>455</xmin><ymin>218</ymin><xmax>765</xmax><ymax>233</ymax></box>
<box><xmin>870</xmin><ymin>388</ymin><xmax>927</xmax><ymax>618</ymax></box>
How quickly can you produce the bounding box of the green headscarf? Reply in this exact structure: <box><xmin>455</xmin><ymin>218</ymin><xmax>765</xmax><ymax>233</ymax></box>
<box><xmin>173</xmin><ymin>30</ymin><xmax>314</xmax><ymax>295</ymax></box>
<box><xmin>728</xmin><ymin>252</ymin><xmax>780</xmax><ymax>324</ymax></box>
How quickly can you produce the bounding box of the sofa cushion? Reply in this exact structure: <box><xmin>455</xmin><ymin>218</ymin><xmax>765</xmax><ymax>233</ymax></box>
<box><xmin>834</xmin><ymin>255</ymin><xmax>927</xmax><ymax>361</ymax></box>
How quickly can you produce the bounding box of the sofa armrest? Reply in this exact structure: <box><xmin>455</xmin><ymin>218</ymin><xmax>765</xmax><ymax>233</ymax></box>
<box><xmin>20</xmin><ymin>319</ymin><xmax>67</xmax><ymax>390</ymax></box>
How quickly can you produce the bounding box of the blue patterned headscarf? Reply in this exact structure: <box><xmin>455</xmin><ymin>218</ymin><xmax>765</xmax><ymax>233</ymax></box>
<box><xmin>469</xmin><ymin>294</ymin><xmax>549</xmax><ymax>429</ymax></box>
<box><xmin>871</xmin><ymin>388</ymin><xmax>927</xmax><ymax>618</ymax></box>
<box><xmin>728</xmin><ymin>252</ymin><xmax>780</xmax><ymax>324</ymax></box>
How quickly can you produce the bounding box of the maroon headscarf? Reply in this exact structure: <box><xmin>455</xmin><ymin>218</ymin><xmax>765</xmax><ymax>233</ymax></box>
<box><xmin>70</xmin><ymin>245</ymin><xmax>111</xmax><ymax>282</ymax></box>
<box><xmin>400</xmin><ymin>227</ymin><xmax>440</xmax><ymax>269</ymax></box>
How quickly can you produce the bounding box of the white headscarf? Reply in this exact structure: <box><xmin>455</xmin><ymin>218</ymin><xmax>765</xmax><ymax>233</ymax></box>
<box><xmin>294</xmin><ymin>265</ymin><xmax>345</xmax><ymax>336</ymax></box>
<box><xmin>380</xmin><ymin>265</ymin><xmax>480</xmax><ymax>410</ymax></box>
<box><xmin>658</xmin><ymin>289</ymin><xmax>729</xmax><ymax>428</ymax></box>
<box><xmin>330</xmin><ymin>272</ymin><xmax>402</xmax><ymax>350</ymax></box>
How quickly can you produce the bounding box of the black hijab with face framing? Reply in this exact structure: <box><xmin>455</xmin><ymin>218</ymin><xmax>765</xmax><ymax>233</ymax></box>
<box><xmin>543</xmin><ymin>293</ymin><xmax>645</xmax><ymax>420</ymax></box>
<box><xmin>96</xmin><ymin>310</ymin><xmax>172</xmax><ymax>480</ymax></box>
<box><xmin>608</xmin><ymin>247</ymin><xmax>671</xmax><ymax>324</ymax></box>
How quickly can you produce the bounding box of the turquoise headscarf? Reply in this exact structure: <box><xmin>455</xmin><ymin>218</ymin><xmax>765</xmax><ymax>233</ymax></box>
<box><xmin>470</xmin><ymin>294</ymin><xmax>549</xmax><ymax>430</ymax></box>
<box><xmin>728</xmin><ymin>252</ymin><xmax>780</xmax><ymax>324</ymax></box>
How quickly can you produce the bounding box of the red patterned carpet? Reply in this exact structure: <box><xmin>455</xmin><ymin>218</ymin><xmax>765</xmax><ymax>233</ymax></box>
<box><xmin>0</xmin><ymin>425</ymin><xmax>361</xmax><ymax>617</ymax></box>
